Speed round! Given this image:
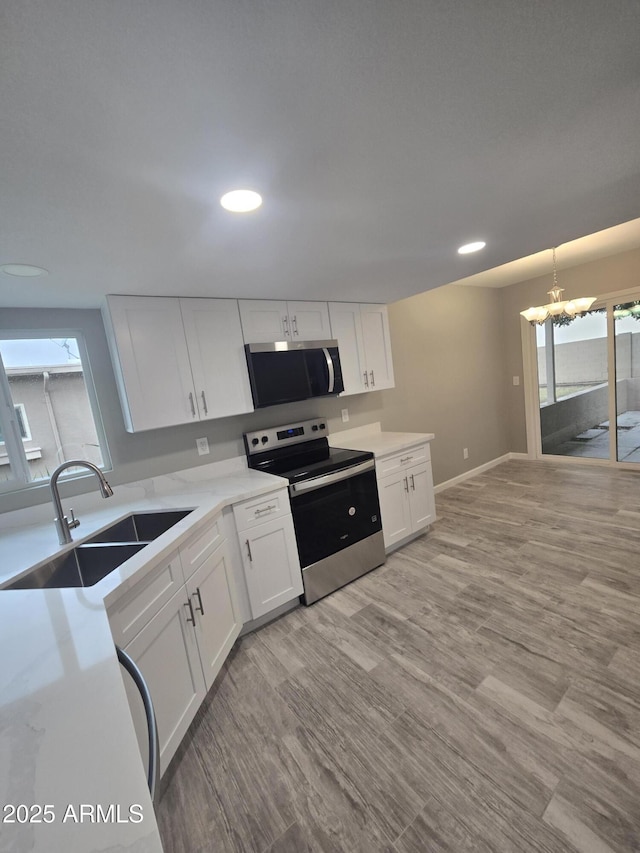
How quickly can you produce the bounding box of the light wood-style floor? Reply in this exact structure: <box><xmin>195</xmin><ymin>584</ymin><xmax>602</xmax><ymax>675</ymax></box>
<box><xmin>157</xmin><ymin>460</ymin><xmax>640</xmax><ymax>853</ymax></box>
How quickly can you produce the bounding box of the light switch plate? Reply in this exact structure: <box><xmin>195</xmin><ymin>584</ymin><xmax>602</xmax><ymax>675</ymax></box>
<box><xmin>512</xmin><ymin>375</ymin><xmax>520</xmax><ymax>386</ymax></box>
<box><xmin>341</xmin><ymin>408</ymin><xmax>349</xmax><ymax>423</ymax></box>
<box><xmin>196</xmin><ymin>437</ymin><xmax>210</xmax><ymax>456</ymax></box>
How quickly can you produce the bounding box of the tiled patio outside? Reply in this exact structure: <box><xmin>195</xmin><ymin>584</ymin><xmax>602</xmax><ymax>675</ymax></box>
<box><xmin>546</xmin><ymin>410</ymin><xmax>640</xmax><ymax>461</ymax></box>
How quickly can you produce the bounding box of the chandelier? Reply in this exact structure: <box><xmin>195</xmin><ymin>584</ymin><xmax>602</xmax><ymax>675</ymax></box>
<box><xmin>520</xmin><ymin>248</ymin><xmax>596</xmax><ymax>325</ymax></box>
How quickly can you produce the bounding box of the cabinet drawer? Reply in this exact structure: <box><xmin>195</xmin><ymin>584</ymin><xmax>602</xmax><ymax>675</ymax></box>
<box><xmin>108</xmin><ymin>550</ymin><xmax>184</xmax><ymax>647</ymax></box>
<box><xmin>233</xmin><ymin>489</ymin><xmax>289</xmax><ymax>532</ymax></box>
<box><xmin>376</xmin><ymin>443</ymin><xmax>430</xmax><ymax>477</ymax></box>
<box><xmin>180</xmin><ymin>515</ymin><xmax>224</xmax><ymax>580</ymax></box>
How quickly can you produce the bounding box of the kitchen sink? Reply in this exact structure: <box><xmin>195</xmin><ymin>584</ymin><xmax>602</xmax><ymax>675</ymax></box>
<box><xmin>6</xmin><ymin>509</ymin><xmax>193</xmax><ymax>590</ymax></box>
<box><xmin>85</xmin><ymin>509</ymin><xmax>192</xmax><ymax>544</ymax></box>
<box><xmin>7</xmin><ymin>542</ymin><xmax>148</xmax><ymax>589</ymax></box>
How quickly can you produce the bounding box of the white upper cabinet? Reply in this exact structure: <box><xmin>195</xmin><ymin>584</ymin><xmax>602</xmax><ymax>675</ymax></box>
<box><xmin>239</xmin><ymin>299</ymin><xmax>331</xmax><ymax>343</ymax></box>
<box><xmin>103</xmin><ymin>295</ymin><xmax>253</xmax><ymax>433</ymax></box>
<box><xmin>180</xmin><ymin>298</ymin><xmax>253</xmax><ymax>421</ymax></box>
<box><xmin>328</xmin><ymin>302</ymin><xmax>395</xmax><ymax>395</ymax></box>
<box><xmin>103</xmin><ymin>296</ymin><xmax>196</xmax><ymax>432</ymax></box>
<box><xmin>327</xmin><ymin>303</ymin><xmax>367</xmax><ymax>395</ymax></box>
<box><xmin>285</xmin><ymin>301</ymin><xmax>332</xmax><ymax>340</ymax></box>
<box><xmin>360</xmin><ymin>303</ymin><xmax>395</xmax><ymax>390</ymax></box>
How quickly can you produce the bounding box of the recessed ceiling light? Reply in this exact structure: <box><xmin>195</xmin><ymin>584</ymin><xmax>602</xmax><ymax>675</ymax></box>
<box><xmin>457</xmin><ymin>241</ymin><xmax>486</xmax><ymax>255</ymax></box>
<box><xmin>220</xmin><ymin>189</ymin><xmax>263</xmax><ymax>213</ymax></box>
<box><xmin>0</xmin><ymin>263</ymin><xmax>49</xmax><ymax>277</ymax></box>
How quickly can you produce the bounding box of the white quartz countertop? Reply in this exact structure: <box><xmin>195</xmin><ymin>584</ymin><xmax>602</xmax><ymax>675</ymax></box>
<box><xmin>0</xmin><ymin>458</ymin><xmax>287</xmax><ymax>852</ymax></box>
<box><xmin>0</xmin><ymin>589</ymin><xmax>163</xmax><ymax>852</ymax></box>
<box><xmin>330</xmin><ymin>423</ymin><xmax>435</xmax><ymax>457</ymax></box>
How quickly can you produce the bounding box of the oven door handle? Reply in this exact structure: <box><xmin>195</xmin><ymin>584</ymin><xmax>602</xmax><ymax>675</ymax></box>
<box><xmin>289</xmin><ymin>459</ymin><xmax>375</xmax><ymax>495</ymax></box>
<box><xmin>322</xmin><ymin>347</ymin><xmax>335</xmax><ymax>393</ymax></box>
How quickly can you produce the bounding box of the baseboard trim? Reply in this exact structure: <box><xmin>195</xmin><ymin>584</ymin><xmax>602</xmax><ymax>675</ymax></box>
<box><xmin>239</xmin><ymin>597</ymin><xmax>300</xmax><ymax>636</ymax></box>
<box><xmin>434</xmin><ymin>452</ymin><xmax>528</xmax><ymax>493</ymax></box>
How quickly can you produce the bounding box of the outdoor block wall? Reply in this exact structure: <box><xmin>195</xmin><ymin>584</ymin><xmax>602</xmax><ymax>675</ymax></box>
<box><xmin>537</xmin><ymin>331</ymin><xmax>640</xmax><ymax>386</ymax></box>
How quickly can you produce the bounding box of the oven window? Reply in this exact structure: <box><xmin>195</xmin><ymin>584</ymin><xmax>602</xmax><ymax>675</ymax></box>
<box><xmin>291</xmin><ymin>469</ymin><xmax>382</xmax><ymax>567</ymax></box>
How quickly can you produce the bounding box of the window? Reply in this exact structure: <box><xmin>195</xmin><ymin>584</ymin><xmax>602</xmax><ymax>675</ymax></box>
<box><xmin>0</xmin><ymin>404</ymin><xmax>31</xmax><ymax>442</ymax></box>
<box><xmin>0</xmin><ymin>335</ymin><xmax>110</xmax><ymax>490</ymax></box>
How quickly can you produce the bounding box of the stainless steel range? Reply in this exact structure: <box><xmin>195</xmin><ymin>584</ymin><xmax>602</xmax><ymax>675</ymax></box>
<box><xmin>244</xmin><ymin>417</ymin><xmax>385</xmax><ymax>605</ymax></box>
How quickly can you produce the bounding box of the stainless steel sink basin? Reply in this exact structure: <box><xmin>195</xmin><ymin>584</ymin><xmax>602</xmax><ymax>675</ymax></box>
<box><xmin>86</xmin><ymin>510</ymin><xmax>192</xmax><ymax>544</ymax></box>
<box><xmin>6</xmin><ymin>509</ymin><xmax>193</xmax><ymax>590</ymax></box>
<box><xmin>7</xmin><ymin>542</ymin><xmax>148</xmax><ymax>589</ymax></box>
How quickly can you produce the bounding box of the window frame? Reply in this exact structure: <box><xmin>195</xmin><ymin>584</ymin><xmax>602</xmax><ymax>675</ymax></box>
<box><xmin>0</xmin><ymin>330</ymin><xmax>112</xmax><ymax>494</ymax></box>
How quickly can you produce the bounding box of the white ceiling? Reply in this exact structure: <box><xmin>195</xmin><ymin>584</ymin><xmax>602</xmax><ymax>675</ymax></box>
<box><xmin>1</xmin><ymin>0</ymin><xmax>640</xmax><ymax>309</ymax></box>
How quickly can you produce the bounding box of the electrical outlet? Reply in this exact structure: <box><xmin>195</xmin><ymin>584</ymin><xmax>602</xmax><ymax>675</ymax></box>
<box><xmin>513</xmin><ymin>375</ymin><xmax>520</xmax><ymax>386</ymax></box>
<box><xmin>463</xmin><ymin>447</ymin><xmax>469</xmax><ymax>460</ymax></box>
<box><xmin>341</xmin><ymin>408</ymin><xmax>349</xmax><ymax>423</ymax></box>
<box><xmin>196</xmin><ymin>437</ymin><xmax>209</xmax><ymax>456</ymax></box>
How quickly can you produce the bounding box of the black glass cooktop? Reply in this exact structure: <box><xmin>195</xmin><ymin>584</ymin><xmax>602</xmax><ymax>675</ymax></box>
<box><xmin>248</xmin><ymin>443</ymin><xmax>373</xmax><ymax>482</ymax></box>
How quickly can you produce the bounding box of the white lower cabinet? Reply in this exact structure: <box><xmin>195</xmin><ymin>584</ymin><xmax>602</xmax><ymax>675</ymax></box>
<box><xmin>123</xmin><ymin>586</ymin><xmax>206</xmax><ymax>777</ymax></box>
<box><xmin>232</xmin><ymin>490</ymin><xmax>303</xmax><ymax>620</ymax></box>
<box><xmin>186</xmin><ymin>542</ymin><xmax>241</xmax><ymax>690</ymax></box>
<box><xmin>377</xmin><ymin>444</ymin><xmax>435</xmax><ymax>549</ymax></box>
<box><xmin>377</xmin><ymin>471</ymin><xmax>413</xmax><ymax>547</ymax></box>
<box><xmin>109</xmin><ymin>515</ymin><xmax>242</xmax><ymax>777</ymax></box>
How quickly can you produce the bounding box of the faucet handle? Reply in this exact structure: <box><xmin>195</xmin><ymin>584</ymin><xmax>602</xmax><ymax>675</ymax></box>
<box><xmin>67</xmin><ymin>508</ymin><xmax>81</xmax><ymax>530</ymax></box>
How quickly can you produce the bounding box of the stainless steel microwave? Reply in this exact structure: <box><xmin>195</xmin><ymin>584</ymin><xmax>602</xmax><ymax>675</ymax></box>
<box><xmin>244</xmin><ymin>340</ymin><xmax>344</xmax><ymax>408</ymax></box>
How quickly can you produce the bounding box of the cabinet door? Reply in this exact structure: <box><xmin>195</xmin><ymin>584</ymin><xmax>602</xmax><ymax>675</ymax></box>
<box><xmin>186</xmin><ymin>542</ymin><xmax>241</xmax><ymax>690</ymax></box>
<box><xmin>103</xmin><ymin>295</ymin><xmax>197</xmax><ymax>432</ymax></box>
<box><xmin>407</xmin><ymin>462</ymin><xmax>435</xmax><ymax>531</ymax></box>
<box><xmin>180</xmin><ymin>298</ymin><xmax>253</xmax><ymax>419</ymax></box>
<box><xmin>328</xmin><ymin>302</ymin><xmax>367</xmax><ymax>395</ymax></box>
<box><xmin>287</xmin><ymin>301</ymin><xmax>331</xmax><ymax>341</ymax></box>
<box><xmin>360</xmin><ymin>304</ymin><xmax>395</xmax><ymax>391</ymax></box>
<box><xmin>239</xmin><ymin>514</ymin><xmax>303</xmax><ymax>619</ymax></box>
<box><xmin>377</xmin><ymin>471</ymin><xmax>411</xmax><ymax>548</ymax></box>
<box><xmin>124</xmin><ymin>588</ymin><xmax>206</xmax><ymax>777</ymax></box>
<box><xmin>238</xmin><ymin>300</ymin><xmax>289</xmax><ymax>343</ymax></box>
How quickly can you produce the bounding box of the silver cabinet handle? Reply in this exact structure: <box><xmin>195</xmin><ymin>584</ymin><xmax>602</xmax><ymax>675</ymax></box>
<box><xmin>192</xmin><ymin>587</ymin><xmax>205</xmax><ymax>615</ymax></box>
<box><xmin>363</xmin><ymin>371</ymin><xmax>369</xmax><ymax>389</ymax></box>
<box><xmin>189</xmin><ymin>392</ymin><xmax>196</xmax><ymax>417</ymax></box>
<box><xmin>200</xmin><ymin>391</ymin><xmax>208</xmax><ymax>415</ymax></box>
<box><xmin>370</xmin><ymin>370</ymin><xmax>375</xmax><ymax>387</ymax></box>
<box><xmin>292</xmin><ymin>315</ymin><xmax>299</xmax><ymax>336</ymax></box>
<box><xmin>410</xmin><ymin>474</ymin><xmax>415</xmax><ymax>490</ymax></box>
<box><xmin>184</xmin><ymin>599</ymin><xmax>196</xmax><ymax>626</ymax></box>
<box><xmin>400</xmin><ymin>456</ymin><xmax>413</xmax><ymax>464</ymax></box>
<box><xmin>283</xmin><ymin>315</ymin><xmax>290</xmax><ymax>337</ymax></box>
<box><xmin>404</xmin><ymin>476</ymin><xmax>409</xmax><ymax>493</ymax></box>
<box><xmin>254</xmin><ymin>504</ymin><xmax>276</xmax><ymax>515</ymax></box>
<box><xmin>246</xmin><ymin>539</ymin><xmax>253</xmax><ymax>561</ymax></box>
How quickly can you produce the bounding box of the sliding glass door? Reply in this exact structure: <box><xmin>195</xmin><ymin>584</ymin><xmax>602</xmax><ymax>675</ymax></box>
<box><xmin>537</xmin><ymin>311</ymin><xmax>608</xmax><ymax>459</ymax></box>
<box><xmin>614</xmin><ymin>301</ymin><xmax>640</xmax><ymax>463</ymax></box>
<box><xmin>532</xmin><ymin>293</ymin><xmax>640</xmax><ymax>466</ymax></box>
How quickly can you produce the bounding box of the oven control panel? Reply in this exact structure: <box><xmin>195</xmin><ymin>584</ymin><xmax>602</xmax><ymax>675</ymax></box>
<box><xmin>244</xmin><ymin>418</ymin><xmax>327</xmax><ymax>455</ymax></box>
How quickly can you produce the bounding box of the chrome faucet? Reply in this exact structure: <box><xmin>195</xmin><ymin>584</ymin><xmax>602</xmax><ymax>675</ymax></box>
<box><xmin>50</xmin><ymin>460</ymin><xmax>114</xmax><ymax>545</ymax></box>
